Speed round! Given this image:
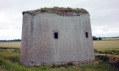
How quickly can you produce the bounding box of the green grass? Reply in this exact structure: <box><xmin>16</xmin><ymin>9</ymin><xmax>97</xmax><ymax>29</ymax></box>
<box><xmin>0</xmin><ymin>59</ymin><xmax>28</xmax><ymax>71</ymax></box>
<box><xmin>80</xmin><ymin>61</ymin><xmax>118</xmax><ymax>71</ymax></box>
<box><xmin>0</xmin><ymin>48</ymin><xmax>118</xmax><ymax>71</ymax></box>
<box><xmin>0</xmin><ymin>39</ymin><xmax>119</xmax><ymax>71</ymax></box>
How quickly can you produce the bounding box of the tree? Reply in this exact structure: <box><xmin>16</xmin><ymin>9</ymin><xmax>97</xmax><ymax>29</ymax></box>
<box><xmin>98</xmin><ymin>37</ymin><xmax>102</xmax><ymax>40</ymax></box>
<box><xmin>92</xmin><ymin>36</ymin><xmax>98</xmax><ymax>40</ymax></box>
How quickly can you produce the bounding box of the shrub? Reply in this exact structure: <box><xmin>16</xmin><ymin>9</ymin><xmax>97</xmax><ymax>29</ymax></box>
<box><xmin>98</xmin><ymin>37</ymin><xmax>102</xmax><ymax>40</ymax></box>
<box><xmin>110</xmin><ymin>61</ymin><xmax>119</xmax><ymax>68</ymax></box>
<box><xmin>92</xmin><ymin>36</ymin><xmax>98</xmax><ymax>40</ymax></box>
<box><xmin>95</xmin><ymin>55</ymin><xmax>109</xmax><ymax>61</ymax></box>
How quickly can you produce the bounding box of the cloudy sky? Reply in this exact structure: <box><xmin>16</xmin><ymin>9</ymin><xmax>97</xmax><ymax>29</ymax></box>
<box><xmin>0</xmin><ymin>0</ymin><xmax>119</xmax><ymax>40</ymax></box>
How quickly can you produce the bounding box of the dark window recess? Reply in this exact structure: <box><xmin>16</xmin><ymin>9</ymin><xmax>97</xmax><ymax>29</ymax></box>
<box><xmin>54</xmin><ymin>32</ymin><xmax>58</xmax><ymax>39</ymax></box>
<box><xmin>85</xmin><ymin>32</ymin><xmax>88</xmax><ymax>38</ymax></box>
<box><xmin>31</xmin><ymin>62</ymin><xmax>33</xmax><ymax>64</ymax></box>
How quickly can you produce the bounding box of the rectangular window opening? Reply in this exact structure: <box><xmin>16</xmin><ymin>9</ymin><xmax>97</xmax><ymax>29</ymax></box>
<box><xmin>85</xmin><ymin>32</ymin><xmax>88</xmax><ymax>38</ymax></box>
<box><xmin>54</xmin><ymin>32</ymin><xmax>58</xmax><ymax>39</ymax></box>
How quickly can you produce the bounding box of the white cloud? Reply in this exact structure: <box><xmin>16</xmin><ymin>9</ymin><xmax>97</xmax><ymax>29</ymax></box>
<box><xmin>0</xmin><ymin>29</ymin><xmax>21</xmax><ymax>40</ymax></box>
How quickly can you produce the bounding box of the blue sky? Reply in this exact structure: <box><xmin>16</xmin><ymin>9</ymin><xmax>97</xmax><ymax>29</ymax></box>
<box><xmin>0</xmin><ymin>0</ymin><xmax>119</xmax><ymax>39</ymax></box>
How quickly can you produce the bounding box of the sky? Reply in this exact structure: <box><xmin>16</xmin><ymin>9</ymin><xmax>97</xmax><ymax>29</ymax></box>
<box><xmin>0</xmin><ymin>0</ymin><xmax>119</xmax><ymax>40</ymax></box>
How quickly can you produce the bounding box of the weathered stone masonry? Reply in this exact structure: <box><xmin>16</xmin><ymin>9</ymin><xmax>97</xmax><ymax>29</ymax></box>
<box><xmin>20</xmin><ymin>7</ymin><xmax>95</xmax><ymax>66</ymax></box>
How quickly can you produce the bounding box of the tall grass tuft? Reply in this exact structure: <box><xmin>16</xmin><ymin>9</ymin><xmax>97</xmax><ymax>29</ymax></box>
<box><xmin>0</xmin><ymin>59</ymin><xmax>28</xmax><ymax>71</ymax></box>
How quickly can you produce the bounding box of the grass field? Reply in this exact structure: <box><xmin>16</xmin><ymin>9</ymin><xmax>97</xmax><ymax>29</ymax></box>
<box><xmin>0</xmin><ymin>40</ymin><xmax>119</xmax><ymax>51</ymax></box>
<box><xmin>0</xmin><ymin>50</ymin><xmax>118</xmax><ymax>71</ymax></box>
<box><xmin>93</xmin><ymin>40</ymin><xmax>119</xmax><ymax>51</ymax></box>
<box><xmin>0</xmin><ymin>42</ymin><xmax>21</xmax><ymax>48</ymax></box>
<box><xmin>0</xmin><ymin>40</ymin><xmax>119</xmax><ymax>50</ymax></box>
<box><xmin>0</xmin><ymin>39</ymin><xmax>119</xmax><ymax>71</ymax></box>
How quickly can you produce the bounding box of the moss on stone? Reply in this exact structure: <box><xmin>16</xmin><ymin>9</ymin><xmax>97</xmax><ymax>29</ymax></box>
<box><xmin>23</xmin><ymin>7</ymin><xmax>89</xmax><ymax>16</ymax></box>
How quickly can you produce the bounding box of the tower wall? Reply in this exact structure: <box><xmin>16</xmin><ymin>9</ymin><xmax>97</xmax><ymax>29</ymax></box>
<box><xmin>20</xmin><ymin>13</ymin><xmax>95</xmax><ymax>66</ymax></box>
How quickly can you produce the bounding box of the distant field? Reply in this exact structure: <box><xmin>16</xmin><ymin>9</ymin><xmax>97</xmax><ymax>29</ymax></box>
<box><xmin>93</xmin><ymin>40</ymin><xmax>119</xmax><ymax>51</ymax></box>
<box><xmin>0</xmin><ymin>40</ymin><xmax>119</xmax><ymax>51</ymax></box>
<box><xmin>0</xmin><ymin>42</ymin><xmax>21</xmax><ymax>48</ymax></box>
<box><xmin>102</xmin><ymin>37</ymin><xmax>119</xmax><ymax>41</ymax></box>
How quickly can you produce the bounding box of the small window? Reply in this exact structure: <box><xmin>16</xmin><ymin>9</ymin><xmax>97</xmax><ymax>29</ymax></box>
<box><xmin>31</xmin><ymin>61</ymin><xmax>33</xmax><ymax>64</ymax></box>
<box><xmin>54</xmin><ymin>32</ymin><xmax>58</xmax><ymax>39</ymax></box>
<box><xmin>85</xmin><ymin>32</ymin><xmax>88</xmax><ymax>38</ymax></box>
